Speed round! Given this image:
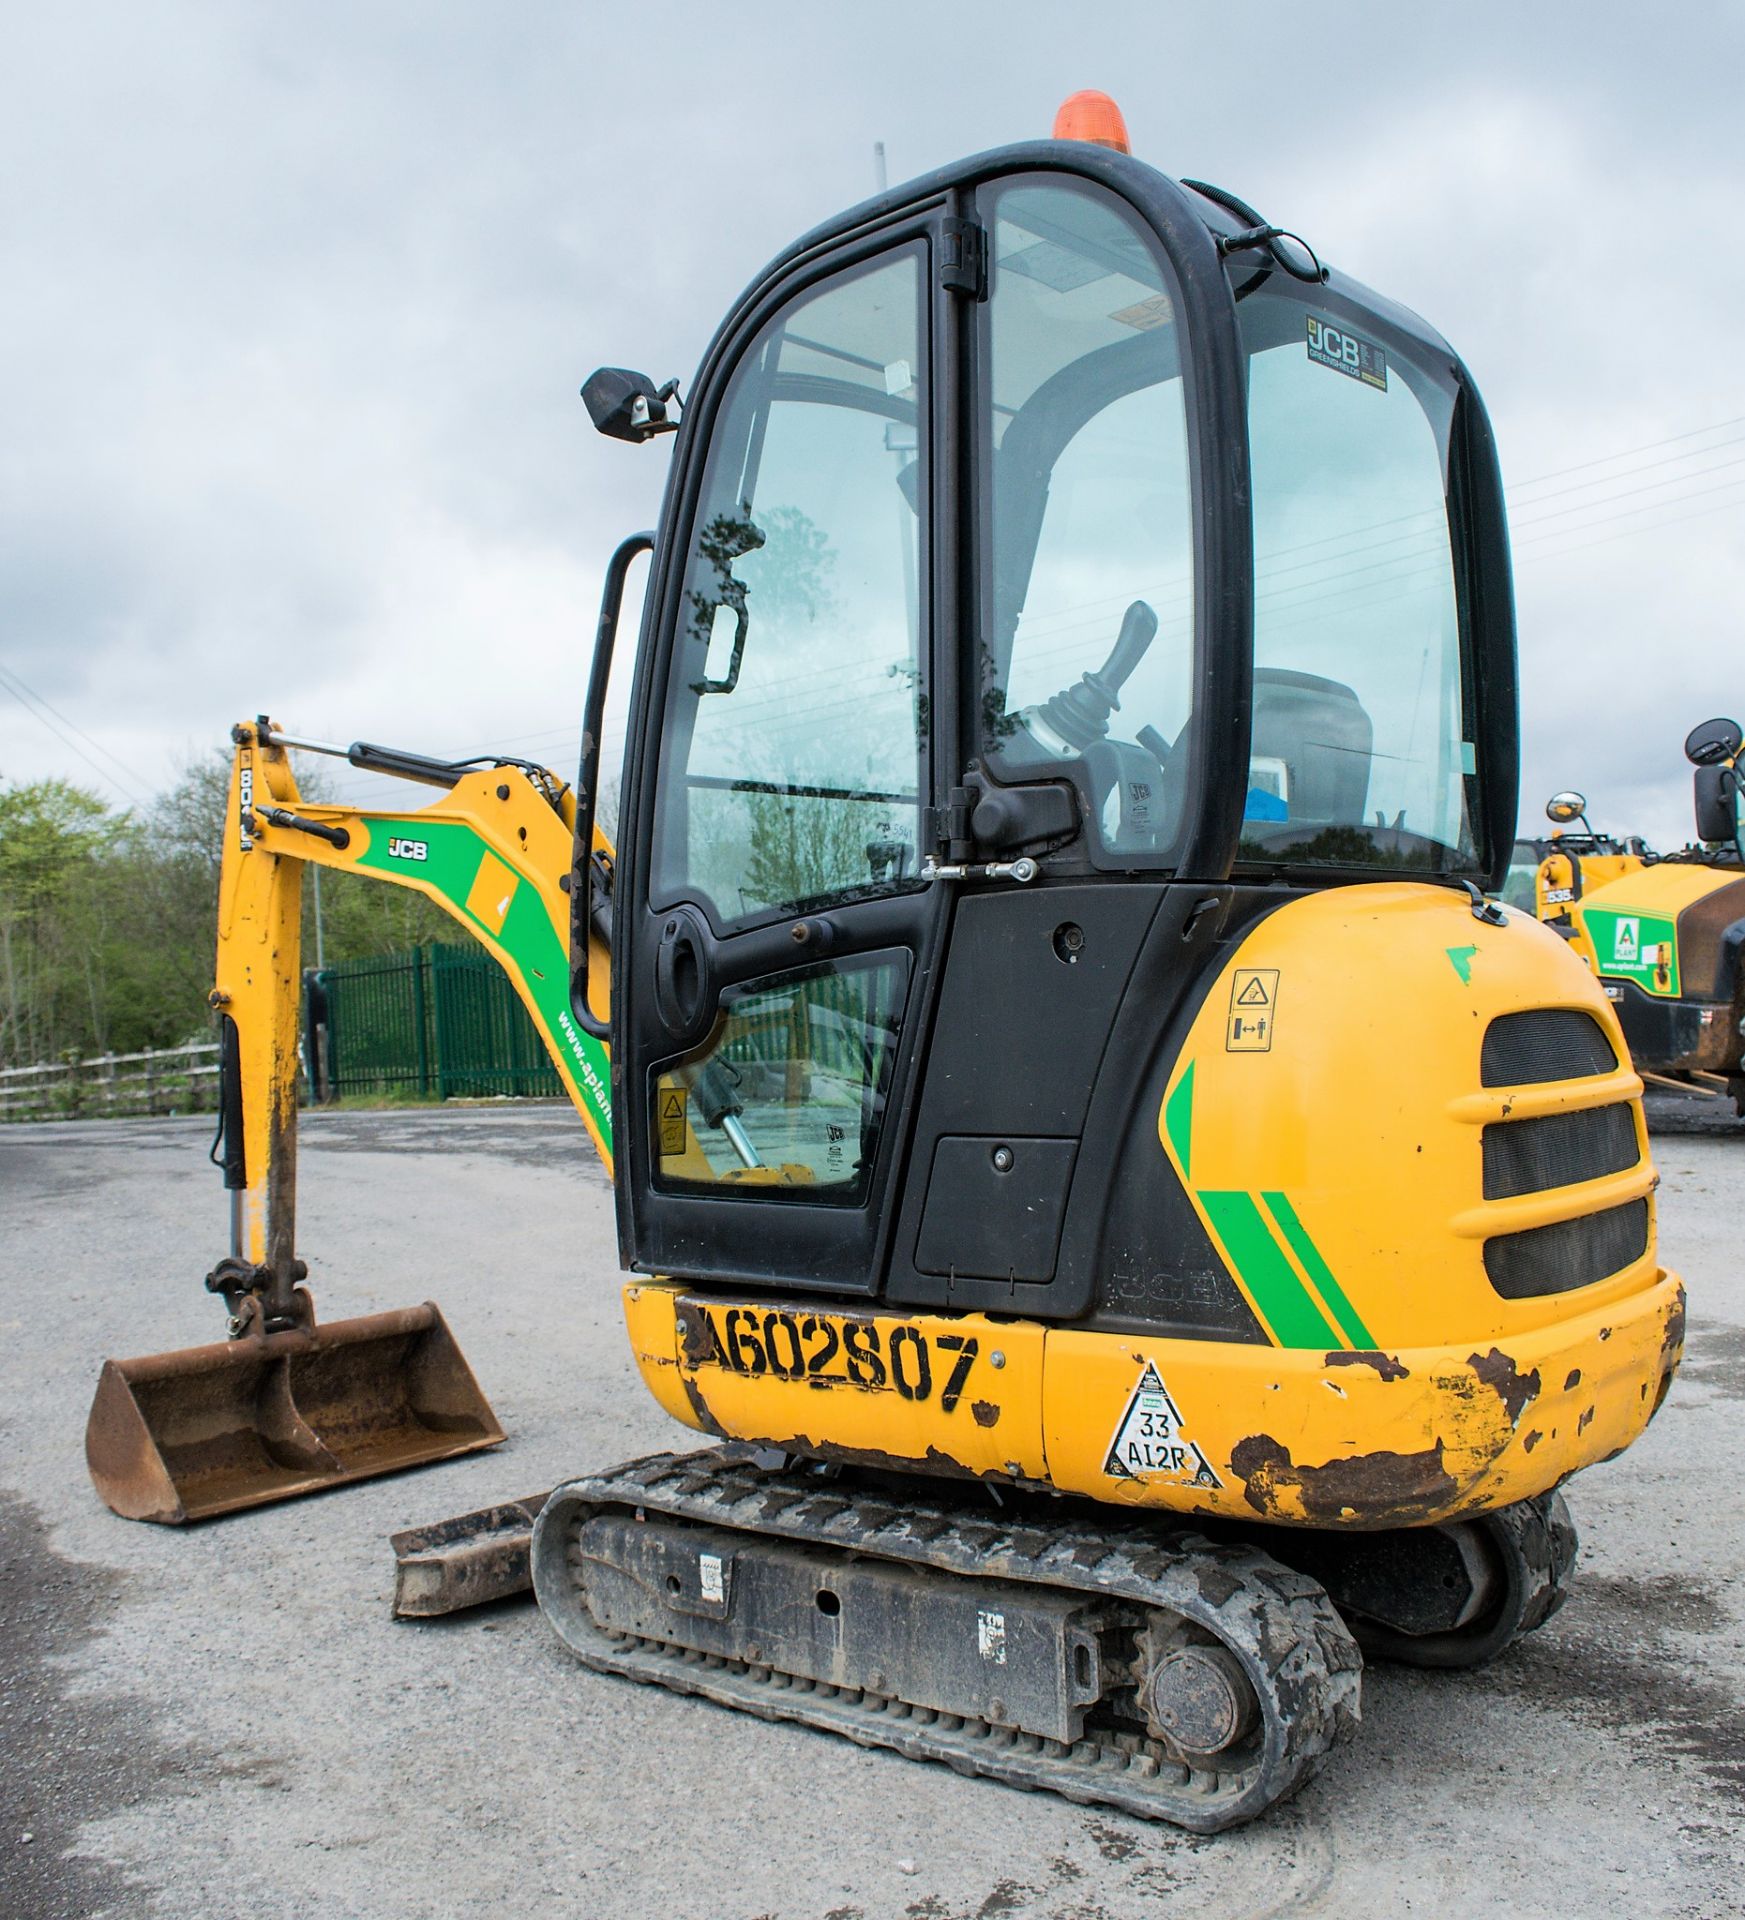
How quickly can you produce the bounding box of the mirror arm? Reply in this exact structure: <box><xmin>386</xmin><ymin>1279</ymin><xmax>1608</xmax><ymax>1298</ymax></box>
<box><xmin>569</xmin><ymin>530</ymin><xmax>655</xmax><ymax>1041</ymax></box>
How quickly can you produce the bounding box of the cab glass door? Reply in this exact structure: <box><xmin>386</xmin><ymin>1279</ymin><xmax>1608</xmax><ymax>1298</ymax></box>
<box><xmin>622</xmin><ymin>240</ymin><xmax>937</xmax><ymax>1288</ymax></box>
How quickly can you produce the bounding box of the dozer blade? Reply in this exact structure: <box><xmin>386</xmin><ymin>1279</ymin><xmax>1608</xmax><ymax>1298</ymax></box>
<box><xmin>86</xmin><ymin>1302</ymin><xmax>504</xmax><ymax>1524</ymax></box>
<box><xmin>390</xmin><ymin>1490</ymin><xmax>550</xmax><ymax>1617</ymax></box>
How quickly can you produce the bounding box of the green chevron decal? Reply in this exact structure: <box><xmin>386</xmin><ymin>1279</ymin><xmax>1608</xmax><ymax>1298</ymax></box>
<box><xmin>1164</xmin><ymin>1064</ymin><xmax>1371</xmax><ymax>1349</ymax></box>
<box><xmin>354</xmin><ymin>819</ymin><xmax>612</xmax><ymax>1151</ymax></box>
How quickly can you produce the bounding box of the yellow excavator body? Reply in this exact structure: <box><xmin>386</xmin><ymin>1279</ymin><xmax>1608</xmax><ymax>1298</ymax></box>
<box><xmin>86</xmin><ymin>99</ymin><xmax>1691</xmax><ymax>1830</ymax></box>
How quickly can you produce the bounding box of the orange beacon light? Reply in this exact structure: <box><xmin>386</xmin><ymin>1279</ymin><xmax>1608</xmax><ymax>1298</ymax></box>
<box><xmin>1052</xmin><ymin>90</ymin><xmax>1131</xmax><ymax>153</ymax></box>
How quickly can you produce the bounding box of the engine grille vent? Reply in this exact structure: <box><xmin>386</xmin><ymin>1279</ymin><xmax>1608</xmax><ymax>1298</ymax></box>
<box><xmin>1482</xmin><ymin>1105</ymin><xmax>1639</xmax><ymax>1200</ymax></box>
<box><xmin>1481</xmin><ymin>1009</ymin><xmax>1617</xmax><ymax>1087</ymax></box>
<box><xmin>1484</xmin><ymin>1199</ymin><xmax>1649</xmax><ymax>1299</ymax></box>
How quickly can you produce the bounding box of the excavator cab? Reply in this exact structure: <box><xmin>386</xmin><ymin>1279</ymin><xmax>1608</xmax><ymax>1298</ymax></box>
<box><xmin>583</xmin><ymin>142</ymin><xmax>1518</xmax><ymax>1313</ymax></box>
<box><xmin>552</xmin><ymin>124</ymin><xmax>1679</xmax><ymax>1534</ymax></box>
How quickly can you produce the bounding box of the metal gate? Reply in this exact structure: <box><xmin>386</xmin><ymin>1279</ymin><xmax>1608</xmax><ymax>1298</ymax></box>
<box><xmin>316</xmin><ymin>944</ymin><xmax>563</xmax><ymax>1100</ymax></box>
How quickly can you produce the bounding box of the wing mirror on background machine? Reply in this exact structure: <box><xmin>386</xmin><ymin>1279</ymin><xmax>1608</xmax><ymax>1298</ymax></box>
<box><xmin>1683</xmin><ymin>716</ymin><xmax>1742</xmax><ymax>766</ymax></box>
<box><xmin>1684</xmin><ymin>718</ymin><xmax>1743</xmax><ymax>846</ymax></box>
<box><xmin>1545</xmin><ymin>790</ymin><xmax>1590</xmax><ymax>829</ymax></box>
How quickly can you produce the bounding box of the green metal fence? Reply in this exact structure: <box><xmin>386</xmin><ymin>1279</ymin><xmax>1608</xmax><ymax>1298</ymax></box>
<box><xmin>316</xmin><ymin>944</ymin><xmax>564</xmax><ymax>1100</ymax></box>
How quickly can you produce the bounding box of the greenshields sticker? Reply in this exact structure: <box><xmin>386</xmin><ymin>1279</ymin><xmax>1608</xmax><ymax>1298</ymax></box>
<box><xmin>1306</xmin><ymin>315</ymin><xmax>1387</xmax><ymax>391</ymax></box>
<box><xmin>1583</xmin><ymin>906</ymin><xmax>1680</xmax><ymax>997</ymax></box>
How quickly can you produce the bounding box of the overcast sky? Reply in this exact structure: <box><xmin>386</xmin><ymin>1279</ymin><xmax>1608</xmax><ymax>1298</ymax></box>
<box><xmin>3</xmin><ymin>1</ymin><xmax>1742</xmax><ymax>849</ymax></box>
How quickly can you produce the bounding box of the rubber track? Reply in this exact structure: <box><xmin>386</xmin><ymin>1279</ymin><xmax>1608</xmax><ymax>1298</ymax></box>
<box><xmin>532</xmin><ymin>1449</ymin><xmax>1362</xmax><ymax>1832</ymax></box>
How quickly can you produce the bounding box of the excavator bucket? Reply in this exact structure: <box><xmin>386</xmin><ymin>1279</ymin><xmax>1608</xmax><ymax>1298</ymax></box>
<box><xmin>85</xmin><ymin>1302</ymin><xmax>504</xmax><ymax>1525</ymax></box>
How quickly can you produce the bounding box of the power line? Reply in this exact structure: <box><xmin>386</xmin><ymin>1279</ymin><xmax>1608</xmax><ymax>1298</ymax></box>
<box><xmin>0</xmin><ymin>660</ymin><xmax>157</xmax><ymax>798</ymax></box>
<box><xmin>1507</xmin><ymin>428</ymin><xmax>1745</xmax><ymax>510</ymax></box>
<box><xmin>0</xmin><ymin>664</ymin><xmax>149</xmax><ymax>806</ymax></box>
<box><xmin>1516</xmin><ymin>483</ymin><xmax>1745</xmax><ymax>571</ymax></box>
<box><xmin>1508</xmin><ymin>411</ymin><xmax>1745</xmax><ymax>491</ymax></box>
<box><xmin>1511</xmin><ymin>449</ymin><xmax>1745</xmax><ymax>533</ymax></box>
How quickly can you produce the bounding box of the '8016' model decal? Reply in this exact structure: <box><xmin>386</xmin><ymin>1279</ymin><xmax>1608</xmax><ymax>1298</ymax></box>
<box><xmin>682</xmin><ymin>1304</ymin><xmax>980</xmax><ymax>1410</ymax></box>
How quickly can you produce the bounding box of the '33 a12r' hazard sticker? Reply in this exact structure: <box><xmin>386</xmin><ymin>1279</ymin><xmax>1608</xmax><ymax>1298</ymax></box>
<box><xmin>1105</xmin><ymin>1362</ymin><xmax>1222</xmax><ymax>1488</ymax></box>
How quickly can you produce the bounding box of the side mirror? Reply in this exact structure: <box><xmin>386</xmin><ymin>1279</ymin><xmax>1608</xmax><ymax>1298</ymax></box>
<box><xmin>581</xmin><ymin>367</ymin><xmax>680</xmax><ymax>444</ymax></box>
<box><xmin>1683</xmin><ymin>716</ymin><xmax>1742</xmax><ymax>767</ymax></box>
<box><xmin>1545</xmin><ymin>791</ymin><xmax>1587</xmax><ymax>826</ymax></box>
<box><xmin>1694</xmin><ymin>763</ymin><xmax>1739</xmax><ymax>843</ymax></box>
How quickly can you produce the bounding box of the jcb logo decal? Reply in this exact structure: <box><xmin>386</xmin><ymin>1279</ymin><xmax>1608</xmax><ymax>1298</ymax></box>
<box><xmin>387</xmin><ymin>837</ymin><xmax>428</xmax><ymax>862</ymax></box>
<box><xmin>1306</xmin><ymin>315</ymin><xmax>1388</xmax><ymax>391</ymax></box>
<box><xmin>1307</xmin><ymin>317</ymin><xmax>1361</xmax><ymax>370</ymax></box>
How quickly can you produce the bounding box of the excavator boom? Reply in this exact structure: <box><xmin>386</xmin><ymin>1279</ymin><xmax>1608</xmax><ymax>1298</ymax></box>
<box><xmin>85</xmin><ymin>719</ymin><xmax>613</xmax><ymax>1522</ymax></box>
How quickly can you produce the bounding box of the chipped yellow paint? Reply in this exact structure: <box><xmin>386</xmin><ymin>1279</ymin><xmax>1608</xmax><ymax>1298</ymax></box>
<box><xmin>1043</xmin><ymin>1270</ymin><xmax>1683</xmax><ymax>1527</ymax></box>
<box><xmin>625</xmin><ymin>1269</ymin><xmax>1685</xmax><ymax>1530</ymax></box>
<box><xmin>621</xmin><ymin>1282</ymin><xmax>695</xmax><ymax>1429</ymax></box>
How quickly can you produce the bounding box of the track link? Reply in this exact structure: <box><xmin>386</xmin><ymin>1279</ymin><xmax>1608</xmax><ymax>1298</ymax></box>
<box><xmin>531</xmin><ymin>1449</ymin><xmax>1361</xmax><ymax>1832</ymax></box>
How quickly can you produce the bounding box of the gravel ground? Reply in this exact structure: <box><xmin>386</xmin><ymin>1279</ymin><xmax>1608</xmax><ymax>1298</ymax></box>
<box><xmin>1</xmin><ymin>1105</ymin><xmax>1741</xmax><ymax>1920</ymax></box>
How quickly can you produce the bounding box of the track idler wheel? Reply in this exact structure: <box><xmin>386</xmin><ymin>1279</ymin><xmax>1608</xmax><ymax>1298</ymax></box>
<box><xmin>1351</xmin><ymin>1490</ymin><xmax>1577</xmax><ymax>1671</ymax></box>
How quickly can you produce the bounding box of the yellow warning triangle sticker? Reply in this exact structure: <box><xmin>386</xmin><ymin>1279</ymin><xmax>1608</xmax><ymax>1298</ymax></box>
<box><xmin>660</xmin><ymin>1091</ymin><xmax>685</xmax><ymax>1120</ymax></box>
<box><xmin>1236</xmin><ymin>975</ymin><xmax>1271</xmax><ymax>1006</ymax></box>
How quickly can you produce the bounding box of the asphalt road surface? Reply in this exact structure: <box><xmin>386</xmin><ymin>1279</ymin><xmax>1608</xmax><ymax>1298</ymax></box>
<box><xmin>2</xmin><ymin>1106</ymin><xmax>1741</xmax><ymax>1920</ymax></box>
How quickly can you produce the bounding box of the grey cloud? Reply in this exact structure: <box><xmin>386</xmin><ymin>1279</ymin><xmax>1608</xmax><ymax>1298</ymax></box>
<box><xmin>1</xmin><ymin>0</ymin><xmax>1741</xmax><ymax>845</ymax></box>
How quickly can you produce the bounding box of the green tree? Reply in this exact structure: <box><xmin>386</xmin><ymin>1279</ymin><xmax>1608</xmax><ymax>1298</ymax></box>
<box><xmin>0</xmin><ymin>748</ymin><xmax>470</xmax><ymax>1074</ymax></box>
<box><xmin>0</xmin><ymin>778</ymin><xmax>115</xmax><ymax>1064</ymax></box>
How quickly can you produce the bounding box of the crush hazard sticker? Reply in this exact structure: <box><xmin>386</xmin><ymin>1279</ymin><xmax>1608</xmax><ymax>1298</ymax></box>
<box><xmin>1306</xmin><ymin>316</ymin><xmax>1388</xmax><ymax>391</ymax></box>
<box><xmin>1226</xmin><ymin>968</ymin><xmax>1279</xmax><ymax>1051</ymax></box>
<box><xmin>1105</xmin><ymin>1362</ymin><xmax>1221</xmax><ymax>1487</ymax></box>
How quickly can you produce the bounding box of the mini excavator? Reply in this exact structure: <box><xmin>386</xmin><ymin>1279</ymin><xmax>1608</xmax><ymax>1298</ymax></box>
<box><xmin>86</xmin><ymin>94</ymin><xmax>1685</xmax><ymax>1831</ymax></box>
<box><xmin>1532</xmin><ymin>721</ymin><xmax>1745</xmax><ymax>1110</ymax></box>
